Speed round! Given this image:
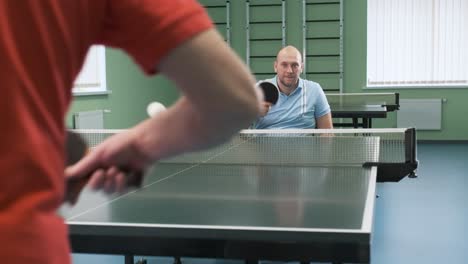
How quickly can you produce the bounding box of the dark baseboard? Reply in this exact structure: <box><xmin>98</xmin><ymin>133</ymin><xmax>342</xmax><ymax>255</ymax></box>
<box><xmin>417</xmin><ymin>140</ymin><xmax>468</xmax><ymax>144</ymax></box>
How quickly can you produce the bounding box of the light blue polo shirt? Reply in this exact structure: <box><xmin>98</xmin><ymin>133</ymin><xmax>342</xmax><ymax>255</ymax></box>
<box><xmin>253</xmin><ymin>76</ymin><xmax>330</xmax><ymax>129</ymax></box>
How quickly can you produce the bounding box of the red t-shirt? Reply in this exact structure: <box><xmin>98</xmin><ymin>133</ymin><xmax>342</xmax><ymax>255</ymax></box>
<box><xmin>0</xmin><ymin>1</ymin><xmax>213</xmax><ymax>263</ymax></box>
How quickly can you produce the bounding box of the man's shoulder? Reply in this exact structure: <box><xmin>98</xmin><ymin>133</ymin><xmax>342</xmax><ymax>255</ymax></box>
<box><xmin>301</xmin><ymin>78</ymin><xmax>322</xmax><ymax>90</ymax></box>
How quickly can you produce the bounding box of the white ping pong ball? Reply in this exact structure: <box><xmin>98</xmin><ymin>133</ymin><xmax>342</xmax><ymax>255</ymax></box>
<box><xmin>146</xmin><ymin>102</ymin><xmax>166</xmax><ymax>117</ymax></box>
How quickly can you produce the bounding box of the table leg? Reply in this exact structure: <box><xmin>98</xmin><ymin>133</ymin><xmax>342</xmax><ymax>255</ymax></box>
<box><xmin>125</xmin><ymin>255</ymin><xmax>134</xmax><ymax>264</ymax></box>
<box><xmin>174</xmin><ymin>256</ymin><xmax>182</xmax><ymax>264</ymax></box>
<box><xmin>363</xmin><ymin>118</ymin><xmax>370</xmax><ymax>128</ymax></box>
<box><xmin>352</xmin><ymin>118</ymin><xmax>359</xmax><ymax>128</ymax></box>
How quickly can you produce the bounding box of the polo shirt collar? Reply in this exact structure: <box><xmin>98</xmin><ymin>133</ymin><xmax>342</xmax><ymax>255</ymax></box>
<box><xmin>274</xmin><ymin>76</ymin><xmax>303</xmax><ymax>96</ymax></box>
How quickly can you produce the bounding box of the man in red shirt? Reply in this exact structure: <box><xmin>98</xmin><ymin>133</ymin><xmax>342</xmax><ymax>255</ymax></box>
<box><xmin>0</xmin><ymin>1</ymin><xmax>260</xmax><ymax>263</ymax></box>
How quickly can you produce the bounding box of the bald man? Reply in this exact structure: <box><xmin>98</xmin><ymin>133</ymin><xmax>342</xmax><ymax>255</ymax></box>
<box><xmin>253</xmin><ymin>45</ymin><xmax>333</xmax><ymax>129</ymax></box>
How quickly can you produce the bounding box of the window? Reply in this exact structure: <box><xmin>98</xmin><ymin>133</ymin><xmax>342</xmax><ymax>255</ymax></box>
<box><xmin>367</xmin><ymin>0</ymin><xmax>468</xmax><ymax>88</ymax></box>
<box><xmin>73</xmin><ymin>45</ymin><xmax>107</xmax><ymax>95</ymax></box>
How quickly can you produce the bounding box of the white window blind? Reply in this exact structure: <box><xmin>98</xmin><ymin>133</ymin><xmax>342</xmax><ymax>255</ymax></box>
<box><xmin>367</xmin><ymin>0</ymin><xmax>468</xmax><ymax>88</ymax></box>
<box><xmin>73</xmin><ymin>45</ymin><xmax>107</xmax><ymax>95</ymax></box>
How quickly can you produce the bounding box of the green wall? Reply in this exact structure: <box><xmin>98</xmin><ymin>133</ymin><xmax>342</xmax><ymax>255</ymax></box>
<box><xmin>345</xmin><ymin>0</ymin><xmax>468</xmax><ymax>140</ymax></box>
<box><xmin>69</xmin><ymin>0</ymin><xmax>468</xmax><ymax>140</ymax></box>
<box><xmin>67</xmin><ymin>48</ymin><xmax>179</xmax><ymax>129</ymax></box>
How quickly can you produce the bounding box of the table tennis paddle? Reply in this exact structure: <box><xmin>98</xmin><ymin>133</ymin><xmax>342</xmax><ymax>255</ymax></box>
<box><xmin>258</xmin><ymin>82</ymin><xmax>279</xmax><ymax>105</ymax></box>
<box><xmin>64</xmin><ymin>131</ymin><xmax>89</xmax><ymax>204</ymax></box>
<box><xmin>64</xmin><ymin>131</ymin><xmax>144</xmax><ymax>205</ymax></box>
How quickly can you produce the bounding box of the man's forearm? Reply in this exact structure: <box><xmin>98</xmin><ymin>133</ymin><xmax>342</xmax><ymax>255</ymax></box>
<box><xmin>134</xmin><ymin>96</ymin><xmax>257</xmax><ymax>161</ymax></box>
<box><xmin>316</xmin><ymin>113</ymin><xmax>333</xmax><ymax>129</ymax></box>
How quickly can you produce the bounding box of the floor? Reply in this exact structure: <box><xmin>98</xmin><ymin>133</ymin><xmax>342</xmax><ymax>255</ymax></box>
<box><xmin>372</xmin><ymin>142</ymin><xmax>468</xmax><ymax>263</ymax></box>
<box><xmin>72</xmin><ymin>142</ymin><xmax>468</xmax><ymax>264</ymax></box>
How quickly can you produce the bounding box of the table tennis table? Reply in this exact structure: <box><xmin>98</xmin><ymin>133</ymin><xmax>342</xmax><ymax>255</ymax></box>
<box><xmin>60</xmin><ymin>128</ymin><xmax>417</xmax><ymax>264</ymax></box>
<box><xmin>327</xmin><ymin>93</ymin><xmax>400</xmax><ymax>128</ymax></box>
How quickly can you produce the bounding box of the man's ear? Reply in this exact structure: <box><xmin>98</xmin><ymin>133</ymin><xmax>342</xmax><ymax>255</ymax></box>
<box><xmin>274</xmin><ymin>61</ymin><xmax>278</xmax><ymax>73</ymax></box>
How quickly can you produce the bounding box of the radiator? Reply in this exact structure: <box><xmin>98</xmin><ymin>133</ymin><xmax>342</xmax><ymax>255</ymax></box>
<box><xmin>397</xmin><ymin>99</ymin><xmax>442</xmax><ymax>130</ymax></box>
<box><xmin>73</xmin><ymin>110</ymin><xmax>104</xmax><ymax>129</ymax></box>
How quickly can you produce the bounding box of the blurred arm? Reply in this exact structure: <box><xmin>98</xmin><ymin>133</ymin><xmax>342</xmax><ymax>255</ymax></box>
<box><xmin>134</xmin><ymin>29</ymin><xmax>261</xmax><ymax>160</ymax></box>
<box><xmin>64</xmin><ymin>29</ymin><xmax>261</xmax><ymax>197</ymax></box>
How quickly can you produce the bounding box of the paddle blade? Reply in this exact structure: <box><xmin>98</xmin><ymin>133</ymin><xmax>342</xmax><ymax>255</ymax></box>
<box><xmin>258</xmin><ymin>82</ymin><xmax>279</xmax><ymax>105</ymax></box>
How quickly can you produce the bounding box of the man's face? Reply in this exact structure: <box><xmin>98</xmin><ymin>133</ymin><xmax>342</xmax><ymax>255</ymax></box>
<box><xmin>274</xmin><ymin>53</ymin><xmax>303</xmax><ymax>90</ymax></box>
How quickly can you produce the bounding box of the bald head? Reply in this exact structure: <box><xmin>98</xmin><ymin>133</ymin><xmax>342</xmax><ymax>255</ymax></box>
<box><xmin>274</xmin><ymin>45</ymin><xmax>303</xmax><ymax>94</ymax></box>
<box><xmin>276</xmin><ymin>45</ymin><xmax>303</xmax><ymax>63</ymax></box>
